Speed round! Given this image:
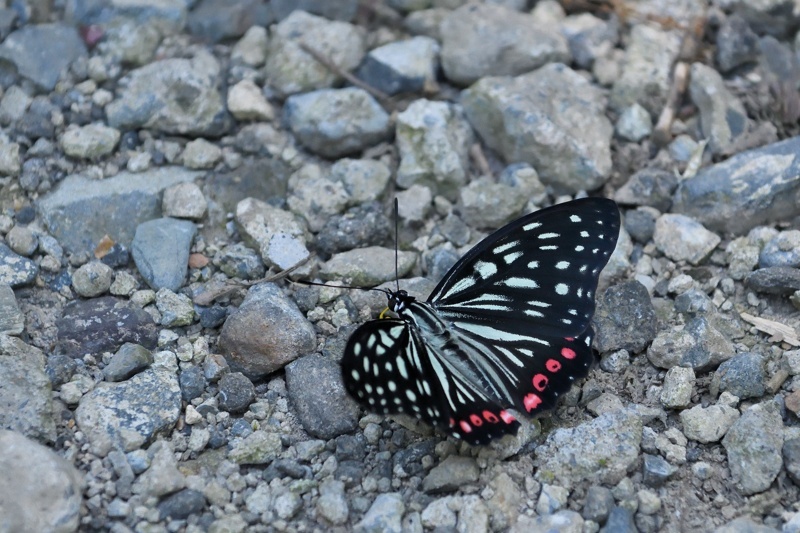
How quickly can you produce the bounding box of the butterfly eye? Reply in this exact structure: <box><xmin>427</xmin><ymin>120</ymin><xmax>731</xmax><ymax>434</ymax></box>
<box><xmin>341</xmin><ymin>198</ymin><xmax>620</xmax><ymax>445</ymax></box>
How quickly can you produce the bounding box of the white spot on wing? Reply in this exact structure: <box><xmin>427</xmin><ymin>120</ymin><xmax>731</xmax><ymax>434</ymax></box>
<box><xmin>493</xmin><ymin>241</ymin><xmax>519</xmax><ymax>254</ymax></box>
<box><xmin>570</xmin><ymin>214</ymin><xmax>582</xmax><ymax>222</ymax></box>
<box><xmin>556</xmin><ymin>283</ymin><xmax>569</xmax><ymax>295</ymax></box>
<box><xmin>538</xmin><ymin>232</ymin><xmax>559</xmax><ymax>239</ymax></box>
<box><xmin>555</xmin><ymin>261</ymin><xmax>569</xmax><ymax>270</ymax></box>
<box><xmin>474</xmin><ymin>260</ymin><xmax>498</xmax><ymax>278</ymax></box>
<box><xmin>502</xmin><ymin>277</ymin><xmax>539</xmax><ymax>289</ymax></box>
<box><xmin>504</xmin><ymin>252</ymin><xmax>523</xmax><ymax>264</ymax></box>
<box><xmin>523</xmin><ymin>222</ymin><xmax>542</xmax><ymax>231</ymax></box>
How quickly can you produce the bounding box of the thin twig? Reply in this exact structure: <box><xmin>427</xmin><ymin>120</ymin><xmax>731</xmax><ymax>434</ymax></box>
<box><xmin>298</xmin><ymin>41</ymin><xmax>393</xmax><ymax>109</ymax></box>
<box><xmin>469</xmin><ymin>143</ymin><xmax>492</xmax><ymax>177</ymax></box>
<box><xmin>192</xmin><ymin>255</ymin><xmax>312</xmax><ymax>306</ymax></box>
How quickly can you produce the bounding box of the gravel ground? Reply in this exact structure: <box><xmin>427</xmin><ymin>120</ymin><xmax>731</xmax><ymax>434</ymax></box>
<box><xmin>2</xmin><ymin>0</ymin><xmax>800</xmax><ymax>532</ymax></box>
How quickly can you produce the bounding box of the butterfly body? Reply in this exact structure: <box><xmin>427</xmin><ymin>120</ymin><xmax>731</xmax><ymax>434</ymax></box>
<box><xmin>341</xmin><ymin>198</ymin><xmax>621</xmax><ymax>445</ymax></box>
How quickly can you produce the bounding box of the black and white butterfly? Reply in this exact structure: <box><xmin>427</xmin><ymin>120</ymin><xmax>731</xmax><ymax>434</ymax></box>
<box><xmin>341</xmin><ymin>198</ymin><xmax>620</xmax><ymax>445</ymax></box>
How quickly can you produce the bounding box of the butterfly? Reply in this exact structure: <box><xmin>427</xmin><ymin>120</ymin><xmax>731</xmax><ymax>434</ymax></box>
<box><xmin>340</xmin><ymin>198</ymin><xmax>620</xmax><ymax>445</ymax></box>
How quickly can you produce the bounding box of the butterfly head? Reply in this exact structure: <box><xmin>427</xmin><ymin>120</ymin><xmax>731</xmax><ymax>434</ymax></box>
<box><xmin>388</xmin><ymin>289</ymin><xmax>415</xmax><ymax>314</ymax></box>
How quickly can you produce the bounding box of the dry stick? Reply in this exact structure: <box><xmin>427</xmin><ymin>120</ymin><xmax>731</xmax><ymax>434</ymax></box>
<box><xmin>469</xmin><ymin>143</ymin><xmax>492</xmax><ymax>177</ymax></box>
<box><xmin>652</xmin><ymin>15</ymin><xmax>706</xmax><ymax>147</ymax></box>
<box><xmin>298</xmin><ymin>41</ymin><xmax>393</xmax><ymax>109</ymax></box>
<box><xmin>192</xmin><ymin>255</ymin><xmax>312</xmax><ymax>306</ymax></box>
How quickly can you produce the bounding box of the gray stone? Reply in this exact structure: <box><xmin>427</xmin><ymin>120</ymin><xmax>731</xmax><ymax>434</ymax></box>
<box><xmin>0</xmin><ymin>244</ymin><xmax>37</xmax><ymax>287</ymax></box>
<box><xmin>0</xmin><ymin>23</ymin><xmax>86</xmax><ymax>90</ymax></box>
<box><xmin>186</xmin><ymin>0</ymin><xmax>269</xmax><ymax>43</ymax></box>
<box><xmin>647</xmin><ymin>318</ymin><xmax>734</xmax><ymax>372</ymax></box>
<box><xmin>510</xmin><ymin>510</ymin><xmax>584</xmax><ymax>533</ymax></box>
<box><xmin>158</xmin><ymin>488</ymin><xmax>206</xmax><ymax>520</ymax></box>
<box><xmin>783</xmin><ymin>438</ymin><xmax>800</xmax><ymax>485</ymax></box>
<box><xmin>746</xmin><ymin>266</ymin><xmax>800</xmax><ymax>295</ymax></box>
<box><xmin>100</xmin><ymin>17</ymin><xmax>162</xmax><ymax>66</ymax></box>
<box><xmin>104</xmin><ymin>343</ymin><xmax>153</xmax><ymax>382</ymax></box>
<box><xmin>265</xmin><ymin>10</ymin><xmax>365</xmax><ymax>97</ymax></box>
<box><xmin>759</xmin><ymin>230</ymin><xmax>800</xmax><ymax>268</ymax></box>
<box><xmin>162</xmin><ymin>182</ymin><xmax>207</xmax><ymax>220</ymax></box>
<box><xmin>217</xmin><ymin>372</ymin><xmax>255</xmax><ymax>413</ymax></box>
<box><xmin>458</xmin><ymin>176</ymin><xmax>528</xmax><ymax>228</ymax></box>
<box><xmin>615</xmin><ymin>103</ymin><xmax>653</xmax><ymax>142</ymax></box>
<box><xmin>60</xmin><ymin>123</ymin><xmax>120</xmax><ymax>159</ymax></box>
<box><xmin>355</xmin><ymin>492</ymin><xmax>404</xmax><ymax>533</ymax></box>
<box><xmin>71</xmin><ymin>261</ymin><xmax>113</xmax><ymax>298</ymax></box>
<box><xmin>0</xmin><ymin>335</ymin><xmax>56</xmax><ymax>443</ymax></box>
<box><xmin>228</xmin><ymin>430</ymin><xmax>282</xmax><ymax>464</ymax></box>
<box><xmin>680</xmin><ymin>403</ymin><xmax>740</xmax><ymax>444</ymax></box>
<box><xmin>610</xmin><ymin>24</ymin><xmax>681</xmax><ymax>115</ymax></box>
<box><xmin>287</xmin><ymin>165</ymin><xmax>351</xmax><ymax>232</ymax></box>
<box><xmin>593</xmin><ymin>281</ymin><xmax>658</xmax><ymax>354</ymax></box>
<box><xmin>320</xmin><ymin>247</ymin><xmax>417</xmax><ymax>286</ymax></box>
<box><xmin>317</xmin><ymin>479</ymin><xmax>349</xmax><ymax>525</ymax></box>
<box><xmin>689</xmin><ymin>63</ymin><xmax>749</xmax><ymax>156</ymax></box>
<box><xmin>216</xmin><ymin>242</ymin><xmax>265</xmax><ymax>280</ymax></box>
<box><xmin>715</xmin><ymin>517</ymin><xmax>781</xmax><ymax>533</ymax></box>
<box><xmin>218</xmin><ymin>283</ymin><xmax>315</xmax><ymax>378</ymax></box>
<box><xmin>0</xmin><ymin>430</ymin><xmax>83</xmax><ymax>532</ymax></box>
<box><xmin>37</xmin><ymin>167</ymin><xmax>201</xmax><ymax>256</ymax></box>
<box><xmin>0</xmin><ymin>85</ymin><xmax>32</xmax><ymax>125</ymax></box>
<box><xmin>75</xmin><ymin>368</ymin><xmax>181</xmax><ymax>456</ymax></box>
<box><xmin>285</xmin><ymin>354</ymin><xmax>359</xmax><ymax>440</ymax></box>
<box><xmin>6</xmin><ymin>225</ymin><xmax>38</xmax><ymax>257</ymax></box>
<box><xmin>395</xmin><ymin>185</ymin><xmax>432</xmax><ymax>224</ymax></box>
<box><xmin>396</xmin><ymin>99</ymin><xmax>473</xmax><ymax>201</ymax></box>
<box><xmin>316</xmin><ymin>203</ymin><xmax>392</xmax><ymax>256</ymax></box>
<box><xmin>560</xmin><ymin>12</ymin><xmax>618</xmax><ymax>69</ymax></box>
<box><xmin>329</xmin><ymin>159</ymin><xmax>391</xmax><ymax>204</ymax></box>
<box><xmin>672</xmin><ymin>136</ymin><xmax>800</xmax><ymax>235</ymax></box>
<box><xmin>711</xmin><ymin>352</ymin><xmax>766</xmax><ymax>400</ymax></box>
<box><xmin>56</xmin><ymin>296</ymin><xmax>157</xmax><ymax>357</ymax></box>
<box><xmin>357</xmin><ymin>36</ymin><xmax>439</xmax><ymax>96</ymax></box>
<box><xmin>642</xmin><ymin>454</ymin><xmax>676</xmax><ymax>488</ymax></box>
<box><xmin>535</xmin><ymin>409</ymin><xmax>642</xmax><ymax>487</ymax></box>
<box><xmin>462</xmin><ymin>63</ymin><xmax>612</xmax><ymax>194</ymax></box>
<box><xmin>231</xmin><ymin>25</ymin><xmax>268</xmax><ymax>66</ymax></box>
<box><xmin>0</xmin><ymin>285</ymin><xmax>23</xmax><ymax>335</ymax></box>
<box><xmin>582</xmin><ymin>485</ymin><xmax>614</xmax><ymax>523</ymax></box>
<box><xmin>659</xmin><ymin>366</ymin><xmax>695</xmax><ymax>409</ymax></box>
<box><xmin>536</xmin><ymin>484</ymin><xmax>570</xmax><ymax>515</ymax></box>
<box><xmin>181</xmin><ymin>138</ymin><xmax>222</xmax><ymax>170</ymax></box>
<box><xmin>422</xmin><ymin>456</ymin><xmax>479</xmax><ymax>493</ymax></box>
<box><xmin>272</xmin><ymin>0</ymin><xmax>358</xmax><ymax>21</ymax></box>
<box><xmin>604</xmin><ymin>507</ymin><xmax>636</xmax><ymax>532</ymax></box>
<box><xmin>284</xmin><ymin>88</ymin><xmax>391</xmax><ymax>158</ymax></box>
<box><xmin>67</xmin><ymin>0</ymin><xmax>188</xmax><ymax>34</ymax></box>
<box><xmin>716</xmin><ymin>14</ymin><xmax>760</xmax><ymax>72</ymax></box>
<box><xmin>623</xmin><ymin>209</ymin><xmax>657</xmax><ymax>244</ymax></box>
<box><xmin>0</xmin><ymin>142</ymin><xmax>20</xmax><ymax>176</ymax></box>
<box><xmin>235</xmin><ymin>197</ymin><xmax>309</xmax><ymax>270</ymax></box>
<box><xmin>227</xmin><ymin>79</ymin><xmax>274</xmax><ymax>121</ymax></box>
<box><xmin>155</xmin><ymin>288</ymin><xmax>195</xmax><ymax>327</ymax></box>
<box><xmin>724</xmin><ymin>0</ymin><xmax>800</xmax><ymax>37</ymax></box>
<box><xmin>106</xmin><ymin>50</ymin><xmax>228</xmax><ymax>136</ymax></box>
<box><xmin>653</xmin><ymin>214</ymin><xmax>720</xmax><ymax>265</ymax></box>
<box><xmin>440</xmin><ymin>3</ymin><xmax>569</xmax><ymax>86</ymax></box>
<box><xmin>722</xmin><ymin>401</ymin><xmax>783</xmax><ymax>495</ymax></box>
<box><xmin>131</xmin><ymin>218</ymin><xmax>197</xmax><ymax>292</ymax></box>
<box><xmin>132</xmin><ymin>441</ymin><xmax>185</xmax><ymax>497</ymax></box>
<box><xmin>726</xmin><ymin>237</ymin><xmax>761</xmax><ymax>280</ymax></box>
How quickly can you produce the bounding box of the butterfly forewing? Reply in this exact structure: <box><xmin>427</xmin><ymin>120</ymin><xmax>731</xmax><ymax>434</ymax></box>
<box><xmin>340</xmin><ymin>198</ymin><xmax>621</xmax><ymax>445</ymax></box>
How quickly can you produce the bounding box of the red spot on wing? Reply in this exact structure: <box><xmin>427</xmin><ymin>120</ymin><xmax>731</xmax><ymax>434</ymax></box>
<box><xmin>564</xmin><ymin>337</ymin><xmax>574</xmax><ymax>342</ymax></box>
<box><xmin>500</xmin><ymin>410</ymin><xmax>516</xmax><ymax>424</ymax></box>
<box><xmin>459</xmin><ymin>420</ymin><xmax>472</xmax><ymax>433</ymax></box>
<box><xmin>524</xmin><ymin>393</ymin><xmax>542</xmax><ymax>412</ymax></box>
<box><xmin>532</xmin><ymin>373</ymin><xmax>549</xmax><ymax>391</ymax></box>
<box><xmin>483</xmin><ymin>410</ymin><xmax>499</xmax><ymax>423</ymax></box>
<box><xmin>546</xmin><ymin>358</ymin><xmax>562</xmax><ymax>372</ymax></box>
<box><xmin>561</xmin><ymin>347</ymin><xmax>577</xmax><ymax>359</ymax></box>
<box><xmin>469</xmin><ymin>414</ymin><xmax>483</xmax><ymax>426</ymax></box>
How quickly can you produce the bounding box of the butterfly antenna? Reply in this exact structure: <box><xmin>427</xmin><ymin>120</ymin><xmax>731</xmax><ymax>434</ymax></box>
<box><xmin>394</xmin><ymin>197</ymin><xmax>400</xmax><ymax>293</ymax></box>
<box><xmin>294</xmin><ymin>279</ymin><xmax>389</xmax><ymax>296</ymax></box>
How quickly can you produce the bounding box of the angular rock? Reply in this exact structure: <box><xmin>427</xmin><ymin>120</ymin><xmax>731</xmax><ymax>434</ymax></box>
<box><xmin>355</xmin><ymin>492</ymin><xmax>404</xmax><ymax>533</ymax></box>
<box><xmin>217</xmin><ymin>283</ymin><xmax>315</xmax><ymax>378</ymax></box>
<box><xmin>131</xmin><ymin>218</ymin><xmax>197</xmax><ymax>291</ymax></box>
<box><xmin>689</xmin><ymin>63</ymin><xmax>749</xmax><ymax>156</ymax></box>
<box><xmin>711</xmin><ymin>352</ymin><xmax>766</xmax><ymax>400</ymax></box>
<box><xmin>593</xmin><ymin>281</ymin><xmax>658</xmax><ymax>354</ymax></box>
<box><xmin>0</xmin><ymin>284</ymin><xmax>23</xmax><ymax>335</ymax></box>
<box><xmin>37</xmin><ymin>167</ymin><xmax>201</xmax><ymax>256</ymax></box>
<box><xmin>0</xmin><ymin>244</ymin><xmax>37</xmax><ymax>288</ymax></box>
<box><xmin>672</xmin><ymin>137</ymin><xmax>800</xmax><ymax>235</ymax></box>
<box><xmin>75</xmin><ymin>368</ymin><xmax>181</xmax><ymax>456</ymax></box>
<box><xmin>440</xmin><ymin>3</ymin><xmax>569</xmax><ymax>86</ymax></box>
<box><xmin>715</xmin><ymin>14</ymin><xmax>760</xmax><ymax>72</ymax></box>
<box><xmin>653</xmin><ymin>214</ymin><xmax>720</xmax><ymax>265</ymax></box>
<box><xmin>722</xmin><ymin>401</ymin><xmax>783</xmax><ymax>495</ymax></box>
<box><xmin>320</xmin><ymin>247</ymin><xmax>417</xmax><ymax>286</ymax></box>
<box><xmin>103</xmin><ymin>343</ymin><xmax>154</xmax><ymax>382</ymax></box>
<box><xmin>60</xmin><ymin>123</ymin><xmax>120</xmax><ymax>159</ymax></box>
<box><xmin>422</xmin><ymin>456</ymin><xmax>479</xmax><ymax>493</ymax></box>
<box><xmin>56</xmin><ymin>296</ymin><xmax>158</xmax><ymax>357</ymax></box>
<box><xmin>745</xmin><ymin>267</ymin><xmax>800</xmax><ymax>295</ymax></box>
<box><xmin>357</xmin><ymin>36</ymin><xmax>439</xmax><ymax>96</ymax></box>
<box><xmin>659</xmin><ymin>366</ymin><xmax>695</xmax><ymax>409</ymax></box>
<box><xmin>560</xmin><ymin>12</ymin><xmax>618</xmax><ymax>69</ymax></box>
<box><xmin>462</xmin><ymin>63</ymin><xmax>612</xmax><ymax>194</ymax></box>
<box><xmin>647</xmin><ymin>317</ymin><xmax>734</xmax><ymax>372</ymax></box>
<box><xmin>285</xmin><ymin>354</ymin><xmax>360</xmax><ymax>440</ymax></box>
<box><xmin>396</xmin><ymin>99</ymin><xmax>473</xmax><ymax>201</ymax></box>
<box><xmin>0</xmin><ymin>23</ymin><xmax>86</xmax><ymax>90</ymax></box>
<box><xmin>228</xmin><ymin>430</ymin><xmax>282</xmax><ymax>465</ymax></box>
<box><xmin>680</xmin><ymin>403</ymin><xmax>740</xmax><ymax>444</ymax></box>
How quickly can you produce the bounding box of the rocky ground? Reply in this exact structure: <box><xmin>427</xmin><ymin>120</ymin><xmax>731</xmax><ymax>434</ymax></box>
<box><xmin>1</xmin><ymin>0</ymin><xmax>800</xmax><ymax>532</ymax></box>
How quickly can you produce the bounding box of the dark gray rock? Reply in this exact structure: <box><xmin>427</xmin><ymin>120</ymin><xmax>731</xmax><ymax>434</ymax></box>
<box><xmin>187</xmin><ymin>0</ymin><xmax>271</xmax><ymax>43</ymax></box>
<box><xmin>653</xmin><ymin>214</ymin><xmax>721</xmax><ymax>265</ymax></box>
<box><xmin>782</xmin><ymin>438</ymin><xmax>800</xmax><ymax>485</ymax></box>
<box><xmin>56</xmin><ymin>297</ymin><xmax>158</xmax><ymax>358</ymax></box>
<box><xmin>689</xmin><ymin>62</ymin><xmax>749</xmax><ymax>156</ymax></box>
<box><xmin>462</xmin><ymin>63</ymin><xmax>612</xmax><ymax>194</ymax></box>
<box><xmin>66</xmin><ymin>0</ymin><xmax>187</xmax><ymax>31</ymax></box>
<box><xmin>614</xmin><ymin>168</ymin><xmax>678</xmax><ymax>212</ymax></box>
<box><xmin>285</xmin><ymin>354</ymin><xmax>359</xmax><ymax>440</ymax></box>
<box><xmin>422</xmin><ymin>456</ymin><xmax>480</xmax><ymax>494</ymax></box>
<box><xmin>316</xmin><ymin>203</ymin><xmax>391</xmax><ymax>256</ymax></box>
<box><xmin>715</xmin><ymin>15</ymin><xmax>760</xmax><ymax>72</ymax></box>
<box><xmin>711</xmin><ymin>352</ymin><xmax>766</xmax><ymax>400</ymax></box>
<box><xmin>560</xmin><ymin>12</ymin><xmax>619</xmax><ymax>69</ymax></box>
<box><xmin>218</xmin><ymin>283</ymin><xmax>315</xmax><ymax>379</ymax></box>
<box><xmin>672</xmin><ymin>136</ymin><xmax>800</xmax><ymax>235</ymax></box>
<box><xmin>131</xmin><ymin>218</ymin><xmax>197</xmax><ymax>292</ymax></box>
<box><xmin>0</xmin><ymin>243</ymin><xmax>37</xmax><ymax>287</ymax></box>
<box><xmin>725</xmin><ymin>0</ymin><xmax>800</xmax><ymax>38</ymax></box>
<box><xmin>0</xmin><ymin>24</ymin><xmax>86</xmax><ymax>91</ymax></box>
<box><xmin>37</xmin><ymin>167</ymin><xmax>201</xmax><ymax>256</ymax></box>
<box><xmin>745</xmin><ymin>267</ymin><xmax>800</xmax><ymax>295</ymax></box>
<box><xmin>356</xmin><ymin>36</ymin><xmax>439</xmax><ymax>96</ymax></box>
<box><xmin>75</xmin><ymin>368</ymin><xmax>181</xmax><ymax>456</ymax></box>
<box><xmin>722</xmin><ymin>401</ymin><xmax>783</xmax><ymax>495</ymax></box>
<box><xmin>759</xmin><ymin>230</ymin><xmax>800</xmax><ymax>268</ymax></box>
<box><xmin>355</xmin><ymin>493</ymin><xmax>404</xmax><ymax>533</ymax></box>
<box><xmin>647</xmin><ymin>317</ymin><xmax>735</xmax><ymax>372</ymax></box>
<box><xmin>714</xmin><ymin>517</ymin><xmax>781</xmax><ymax>533</ymax></box>
<box><xmin>284</xmin><ymin>88</ymin><xmax>390</xmax><ymax>158</ymax></box>
<box><xmin>642</xmin><ymin>454</ymin><xmax>676</xmax><ymax>487</ymax></box>
<box><xmin>216</xmin><ymin>243</ymin><xmax>265</xmax><ymax>280</ymax></box>
<box><xmin>179</xmin><ymin>366</ymin><xmax>206</xmax><ymax>402</ymax></box>
<box><xmin>582</xmin><ymin>485</ymin><xmax>614</xmax><ymax>523</ymax></box>
<box><xmin>45</xmin><ymin>354</ymin><xmax>77</xmax><ymax>388</ymax></box>
<box><xmin>217</xmin><ymin>372</ymin><xmax>255</xmax><ymax>414</ymax></box>
<box><xmin>103</xmin><ymin>343</ymin><xmax>153</xmax><ymax>382</ymax></box>
<box><xmin>0</xmin><ymin>335</ymin><xmax>56</xmax><ymax>443</ymax></box>
<box><xmin>604</xmin><ymin>506</ymin><xmax>637</xmax><ymax>533</ymax></box>
<box><xmin>624</xmin><ymin>209</ymin><xmax>656</xmax><ymax>244</ymax></box>
<box><xmin>593</xmin><ymin>281</ymin><xmax>658</xmax><ymax>354</ymax></box>
<box><xmin>158</xmin><ymin>489</ymin><xmax>207</xmax><ymax>520</ymax></box>
<box><xmin>272</xmin><ymin>0</ymin><xmax>358</xmax><ymax>21</ymax></box>
<box><xmin>335</xmin><ymin>434</ymin><xmax>367</xmax><ymax>462</ymax></box>
<box><xmin>439</xmin><ymin>3</ymin><xmax>569</xmax><ymax>86</ymax></box>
